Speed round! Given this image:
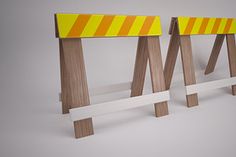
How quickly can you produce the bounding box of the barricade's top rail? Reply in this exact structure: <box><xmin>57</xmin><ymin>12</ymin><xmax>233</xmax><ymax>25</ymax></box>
<box><xmin>55</xmin><ymin>13</ymin><xmax>162</xmax><ymax>38</ymax></box>
<box><xmin>177</xmin><ymin>16</ymin><xmax>236</xmax><ymax>35</ymax></box>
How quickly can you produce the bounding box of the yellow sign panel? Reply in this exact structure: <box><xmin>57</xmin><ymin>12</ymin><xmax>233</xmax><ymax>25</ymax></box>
<box><xmin>55</xmin><ymin>14</ymin><xmax>162</xmax><ymax>38</ymax></box>
<box><xmin>177</xmin><ymin>16</ymin><xmax>236</xmax><ymax>35</ymax></box>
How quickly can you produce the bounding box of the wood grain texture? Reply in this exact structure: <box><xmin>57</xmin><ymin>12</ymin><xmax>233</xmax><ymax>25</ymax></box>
<box><xmin>147</xmin><ymin>36</ymin><xmax>169</xmax><ymax>117</ymax></box>
<box><xmin>179</xmin><ymin>36</ymin><xmax>199</xmax><ymax>107</ymax></box>
<box><xmin>61</xmin><ymin>39</ymin><xmax>94</xmax><ymax>138</ymax></box>
<box><xmin>226</xmin><ymin>34</ymin><xmax>236</xmax><ymax>95</ymax></box>
<box><xmin>168</xmin><ymin>17</ymin><xmax>177</xmax><ymax>35</ymax></box>
<box><xmin>130</xmin><ymin>37</ymin><xmax>148</xmax><ymax>97</ymax></box>
<box><xmin>59</xmin><ymin>39</ymin><xmax>70</xmax><ymax>114</ymax></box>
<box><xmin>164</xmin><ymin>20</ymin><xmax>180</xmax><ymax>89</ymax></box>
<box><xmin>205</xmin><ymin>34</ymin><xmax>225</xmax><ymax>74</ymax></box>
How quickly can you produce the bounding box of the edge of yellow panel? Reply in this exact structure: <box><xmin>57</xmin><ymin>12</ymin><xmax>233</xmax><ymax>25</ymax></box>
<box><xmin>56</xmin><ymin>14</ymin><xmax>79</xmax><ymax>38</ymax></box>
<box><xmin>148</xmin><ymin>16</ymin><xmax>162</xmax><ymax>36</ymax></box>
<box><xmin>229</xmin><ymin>19</ymin><xmax>236</xmax><ymax>34</ymax></box>
<box><xmin>177</xmin><ymin>16</ymin><xmax>190</xmax><ymax>35</ymax></box>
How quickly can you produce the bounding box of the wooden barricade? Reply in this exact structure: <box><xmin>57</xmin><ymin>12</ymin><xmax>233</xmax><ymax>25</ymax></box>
<box><xmin>55</xmin><ymin>13</ymin><xmax>169</xmax><ymax>138</ymax></box>
<box><xmin>164</xmin><ymin>17</ymin><xmax>236</xmax><ymax>107</ymax></box>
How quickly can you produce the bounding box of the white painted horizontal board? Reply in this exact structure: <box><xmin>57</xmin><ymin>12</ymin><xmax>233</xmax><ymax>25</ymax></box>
<box><xmin>69</xmin><ymin>91</ymin><xmax>170</xmax><ymax>121</ymax></box>
<box><xmin>59</xmin><ymin>82</ymin><xmax>132</xmax><ymax>101</ymax></box>
<box><xmin>89</xmin><ymin>82</ymin><xmax>132</xmax><ymax>96</ymax></box>
<box><xmin>186</xmin><ymin>77</ymin><xmax>236</xmax><ymax>95</ymax></box>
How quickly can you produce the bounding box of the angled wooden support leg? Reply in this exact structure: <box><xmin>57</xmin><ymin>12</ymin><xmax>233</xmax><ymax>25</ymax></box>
<box><xmin>59</xmin><ymin>39</ymin><xmax>70</xmax><ymax>114</ymax></box>
<box><xmin>131</xmin><ymin>37</ymin><xmax>149</xmax><ymax>97</ymax></box>
<box><xmin>147</xmin><ymin>36</ymin><xmax>169</xmax><ymax>117</ymax></box>
<box><xmin>164</xmin><ymin>21</ymin><xmax>180</xmax><ymax>89</ymax></box>
<box><xmin>226</xmin><ymin>34</ymin><xmax>236</xmax><ymax>95</ymax></box>
<box><xmin>61</xmin><ymin>38</ymin><xmax>94</xmax><ymax>138</ymax></box>
<box><xmin>205</xmin><ymin>34</ymin><xmax>225</xmax><ymax>75</ymax></box>
<box><xmin>179</xmin><ymin>36</ymin><xmax>199</xmax><ymax>107</ymax></box>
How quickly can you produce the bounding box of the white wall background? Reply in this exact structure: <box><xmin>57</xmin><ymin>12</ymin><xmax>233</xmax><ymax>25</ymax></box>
<box><xmin>0</xmin><ymin>0</ymin><xmax>236</xmax><ymax>157</ymax></box>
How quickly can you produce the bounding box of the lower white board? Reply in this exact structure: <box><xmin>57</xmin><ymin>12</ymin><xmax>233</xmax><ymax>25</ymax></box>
<box><xmin>59</xmin><ymin>82</ymin><xmax>132</xmax><ymax>101</ymax></box>
<box><xmin>69</xmin><ymin>91</ymin><xmax>170</xmax><ymax>121</ymax></box>
<box><xmin>186</xmin><ymin>77</ymin><xmax>236</xmax><ymax>95</ymax></box>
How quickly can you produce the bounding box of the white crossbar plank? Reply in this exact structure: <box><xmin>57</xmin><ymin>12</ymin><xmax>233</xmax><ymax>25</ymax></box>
<box><xmin>59</xmin><ymin>82</ymin><xmax>132</xmax><ymax>101</ymax></box>
<box><xmin>186</xmin><ymin>77</ymin><xmax>236</xmax><ymax>95</ymax></box>
<box><xmin>89</xmin><ymin>82</ymin><xmax>132</xmax><ymax>96</ymax></box>
<box><xmin>69</xmin><ymin>91</ymin><xmax>170</xmax><ymax>121</ymax></box>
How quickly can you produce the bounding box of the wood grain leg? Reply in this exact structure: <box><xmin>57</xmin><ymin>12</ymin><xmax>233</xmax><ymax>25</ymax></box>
<box><xmin>179</xmin><ymin>36</ymin><xmax>199</xmax><ymax>107</ymax></box>
<box><xmin>131</xmin><ymin>37</ymin><xmax>149</xmax><ymax>97</ymax></box>
<box><xmin>59</xmin><ymin>39</ymin><xmax>70</xmax><ymax>114</ymax></box>
<box><xmin>226</xmin><ymin>34</ymin><xmax>236</xmax><ymax>95</ymax></box>
<box><xmin>61</xmin><ymin>38</ymin><xmax>94</xmax><ymax>138</ymax></box>
<box><xmin>164</xmin><ymin>23</ymin><xmax>180</xmax><ymax>89</ymax></box>
<box><xmin>147</xmin><ymin>36</ymin><xmax>169</xmax><ymax>117</ymax></box>
<box><xmin>205</xmin><ymin>34</ymin><xmax>225</xmax><ymax>75</ymax></box>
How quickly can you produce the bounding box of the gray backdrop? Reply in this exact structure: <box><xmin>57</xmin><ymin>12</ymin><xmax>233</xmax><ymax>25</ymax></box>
<box><xmin>0</xmin><ymin>0</ymin><xmax>236</xmax><ymax>157</ymax></box>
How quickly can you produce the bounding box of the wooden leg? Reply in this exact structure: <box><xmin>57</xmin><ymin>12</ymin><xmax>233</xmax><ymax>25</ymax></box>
<box><xmin>226</xmin><ymin>34</ymin><xmax>236</xmax><ymax>95</ymax></box>
<box><xmin>131</xmin><ymin>37</ymin><xmax>149</xmax><ymax>97</ymax></box>
<box><xmin>147</xmin><ymin>36</ymin><xmax>169</xmax><ymax>117</ymax></box>
<box><xmin>205</xmin><ymin>34</ymin><xmax>225</xmax><ymax>74</ymax></box>
<box><xmin>179</xmin><ymin>36</ymin><xmax>199</xmax><ymax>107</ymax></box>
<box><xmin>164</xmin><ymin>23</ymin><xmax>180</xmax><ymax>89</ymax></box>
<box><xmin>59</xmin><ymin>39</ymin><xmax>70</xmax><ymax>114</ymax></box>
<box><xmin>61</xmin><ymin>38</ymin><xmax>94</xmax><ymax>138</ymax></box>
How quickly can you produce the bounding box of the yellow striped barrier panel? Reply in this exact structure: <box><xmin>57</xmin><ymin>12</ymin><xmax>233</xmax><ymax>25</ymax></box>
<box><xmin>55</xmin><ymin>14</ymin><xmax>162</xmax><ymax>38</ymax></box>
<box><xmin>177</xmin><ymin>17</ymin><xmax>236</xmax><ymax>35</ymax></box>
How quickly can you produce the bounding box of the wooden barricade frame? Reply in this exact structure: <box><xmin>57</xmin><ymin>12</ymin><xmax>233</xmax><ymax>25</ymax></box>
<box><xmin>164</xmin><ymin>17</ymin><xmax>236</xmax><ymax>107</ymax></box>
<box><xmin>54</xmin><ymin>13</ymin><xmax>169</xmax><ymax>138</ymax></box>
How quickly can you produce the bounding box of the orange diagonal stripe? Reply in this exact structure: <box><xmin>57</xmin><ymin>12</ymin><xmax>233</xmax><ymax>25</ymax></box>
<box><xmin>95</xmin><ymin>15</ymin><xmax>115</xmax><ymax>36</ymax></box>
<box><xmin>223</xmin><ymin>18</ymin><xmax>233</xmax><ymax>34</ymax></box>
<box><xmin>198</xmin><ymin>18</ymin><xmax>209</xmax><ymax>34</ymax></box>
<box><xmin>67</xmin><ymin>14</ymin><xmax>91</xmax><ymax>37</ymax></box>
<box><xmin>139</xmin><ymin>16</ymin><xmax>155</xmax><ymax>35</ymax></box>
<box><xmin>118</xmin><ymin>16</ymin><xmax>136</xmax><ymax>36</ymax></box>
<box><xmin>211</xmin><ymin>18</ymin><xmax>221</xmax><ymax>34</ymax></box>
<box><xmin>184</xmin><ymin>17</ymin><xmax>197</xmax><ymax>34</ymax></box>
